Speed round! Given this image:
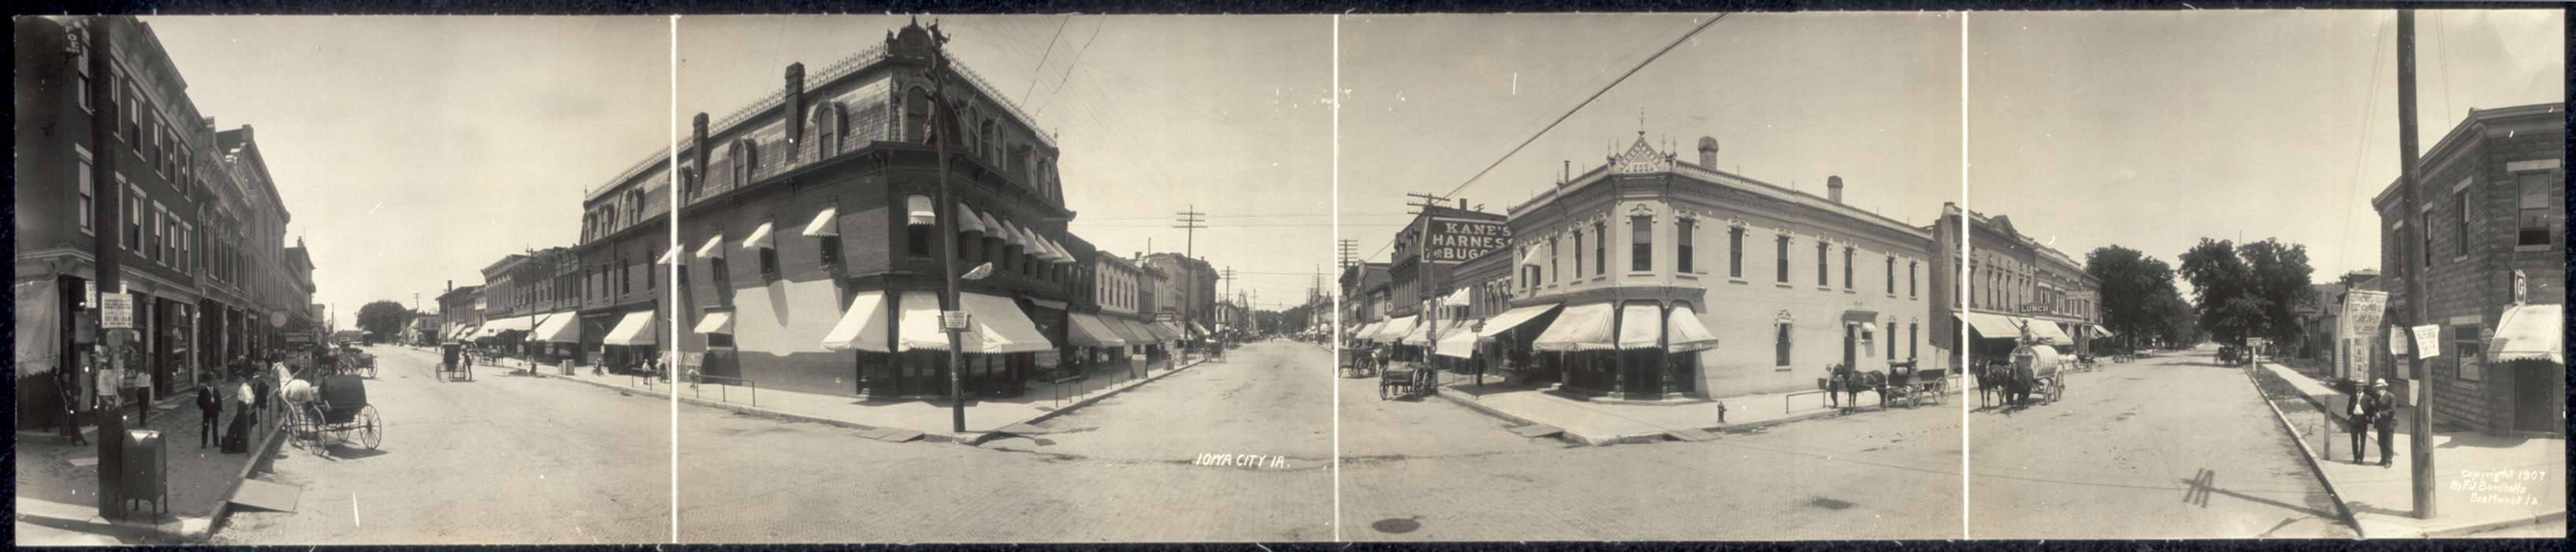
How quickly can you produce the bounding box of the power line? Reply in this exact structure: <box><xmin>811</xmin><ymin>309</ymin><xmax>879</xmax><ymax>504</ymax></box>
<box><xmin>1031</xmin><ymin>20</ymin><xmax>1107</xmax><ymax>118</ymax></box>
<box><xmin>1017</xmin><ymin>15</ymin><xmax>1075</xmax><ymax>103</ymax></box>
<box><xmin>1435</xmin><ymin>13</ymin><xmax>1727</xmax><ymax>200</ymax></box>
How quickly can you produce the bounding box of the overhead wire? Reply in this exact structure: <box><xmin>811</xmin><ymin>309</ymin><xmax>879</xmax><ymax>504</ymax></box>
<box><xmin>1017</xmin><ymin>15</ymin><xmax>1075</xmax><ymax>103</ymax></box>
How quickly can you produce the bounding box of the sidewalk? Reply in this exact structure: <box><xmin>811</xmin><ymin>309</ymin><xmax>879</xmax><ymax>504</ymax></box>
<box><xmin>532</xmin><ymin>355</ymin><xmax>1210</xmax><ymax>442</ymax></box>
<box><xmin>2254</xmin><ymin>360</ymin><xmax>2566</xmax><ymax>538</ymax></box>
<box><xmin>1429</xmin><ymin>370</ymin><xmax>1918</xmax><ymax>446</ymax></box>
<box><xmin>13</xmin><ymin>392</ymin><xmax>281</xmax><ymax>545</ymax></box>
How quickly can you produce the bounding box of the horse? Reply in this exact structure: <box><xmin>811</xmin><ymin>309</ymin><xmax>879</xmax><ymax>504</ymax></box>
<box><xmin>1973</xmin><ymin>360</ymin><xmax>2011</xmax><ymax>409</ymax></box>
<box><xmin>1824</xmin><ymin>364</ymin><xmax>1887</xmax><ymax>414</ymax></box>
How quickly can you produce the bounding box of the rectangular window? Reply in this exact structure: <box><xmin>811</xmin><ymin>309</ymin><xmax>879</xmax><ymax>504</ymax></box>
<box><xmin>1728</xmin><ymin>227</ymin><xmax>1744</xmax><ymax>278</ymax></box>
<box><xmin>76</xmin><ymin>147</ymin><xmax>94</xmax><ymax>234</ymax></box>
<box><xmin>75</xmin><ymin>67</ymin><xmax>92</xmax><ymax>112</ymax></box>
<box><xmin>1593</xmin><ymin>222</ymin><xmax>1607</xmax><ymax>275</ymax></box>
<box><xmin>1677</xmin><ymin>219</ymin><xmax>1695</xmax><ymax>273</ymax></box>
<box><xmin>151</xmin><ymin>203</ymin><xmax>166</xmax><ymax>263</ymax></box>
<box><xmin>2517</xmin><ymin>173</ymin><xmax>2555</xmax><ymax>246</ymax></box>
<box><xmin>709</xmin><ymin>258</ymin><xmax>730</xmax><ymax>297</ymax></box>
<box><xmin>1775</xmin><ymin>236</ymin><xmax>1790</xmax><ymax>282</ymax></box>
<box><xmin>1549</xmin><ymin>237</ymin><xmax>1560</xmax><ymax>283</ymax></box>
<box><xmin>125</xmin><ymin>182</ymin><xmax>141</xmax><ymax>250</ymax></box>
<box><xmin>1909</xmin><ymin>263</ymin><xmax>1918</xmax><ymax>297</ymax></box>
<box><xmin>1816</xmin><ymin>242</ymin><xmax>1830</xmax><ymax>285</ymax></box>
<box><xmin>1909</xmin><ymin>323</ymin><xmax>1918</xmax><ymax>359</ymax></box>
<box><xmin>1842</xmin><ymin>247</ymin><xmax>1854</xmax><ymax>289</ymax></box>
<box><xmin>2420</xmin><ymin>211</ymin><xmax>2432</xmax><ymax>267</ymax></box>
<box><xmin>1775</xmin><ymin>323</ymin><xmax>1793</xmax><ymax>367</ymax></box>
<box><xmin>2452</xmin><ymin>324</ymin><xmax>2482</xmax><ymax>382</ymax></box>
<box><xmin>820</xmin><ymin>236</ymin><xmax>842</xmax><ymax>268</ymax></box>
<box><xmin>759</xmin><ymin>247</ymin><xmax>779</xmax><ymax>279</ymax></box>
<box><xmin>1572</xmin><ymin>231</ymin><xmax>1584</xmax><ymax>278</ymax></box>
<box><xmin>1886</xmin><ymin>256</ymin><xmax>1896</xmax><ymax>293</ymax></box>
<box><xmin>1630</xmin><ymin>216</ymin><xmax>1652</xmax><ymax>272</ymax></box>
<box><xmin>906</xmin><ymin>226</ymin><xmax>932</xmax><ymax>257</ymax></box>
<box><xmin>2455</xmin><ymin>190</ymin><xmax>2472</xmax><ymax>255</ymax></box>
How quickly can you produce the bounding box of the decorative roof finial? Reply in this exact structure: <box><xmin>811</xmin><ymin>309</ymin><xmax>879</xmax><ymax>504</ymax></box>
<box><xmin>1637</xmin><ymin>107</ymin><xmax>1646</xmax><ymax>138</ymax></box>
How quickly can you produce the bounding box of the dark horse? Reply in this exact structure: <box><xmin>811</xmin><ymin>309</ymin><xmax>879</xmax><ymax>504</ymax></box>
<box><xmin>1974</xmin><ymin>360</ymin><xmax>2010</xmax><ymax>409</ymax></box>
<box><xmin>1824</xmin><ymin>363</ymin><xmax>1886</xmax><ymax>414</ymax></box>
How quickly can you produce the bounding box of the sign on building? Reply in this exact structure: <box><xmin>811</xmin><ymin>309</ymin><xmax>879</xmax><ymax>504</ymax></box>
<box><xmin>1420</xmin><ymin>217</ymin><xmax>1512</xmax><ymax>264</ymax></box>
<box><xmin>2335</xmin><ymin>289</ymin><xmax>2387</xmax><ymax>382</ymax></box>
<box><xmin>2410</xmin><ymin>325</ymin><xmax>2441</xmax><ymax>359</ymax></box>
<box><xmin>98</xmin><ymin>295</ymin><xmax>134</xmax><ymax>329</ymax></box>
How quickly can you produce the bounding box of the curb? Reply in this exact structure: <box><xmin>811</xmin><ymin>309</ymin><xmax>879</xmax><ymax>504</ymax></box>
<box><xmin>197</xmin><ymin>411</ymin><xmax>289</xmax><ymax>543</ymax></box>
<box><xmin>2242</xmin><ymin>363</ymin><xmax>2364</xmax><ymax>539</ymax></box>
<box><xmin>530</xmin><ymin>357</ymin><xmax>1209</xmax><ymax>446</ymax></box>
<box><xmin>1432</xmin><ymin>386</ymin><xmax>1861</xmax><ymax>446</ymax></box>
<box><xmin>2414</xmin><ymin>509</ymin><xmax>2570</xmax><ymax>538</ymax></box>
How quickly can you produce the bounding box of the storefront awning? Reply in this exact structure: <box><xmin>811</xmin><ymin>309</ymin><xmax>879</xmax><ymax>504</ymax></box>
<box><xmin>1191</xmin><ymin>322</ymin><xmax>1213</xmax><ymax>337</ymax></box>
<box><xmin>802</xmin><ymin>207</ymin><xmax>840</xmax><ymax>237</ymax></box>
<box><xmin>905</xmin><ymin>195</ymin><xmax>936</xmax><ymax>226</ymax></box>
<box><xmin>602</xmin><ymin>309</ymin><xmax>656</xmax><ymax>346</ymax></box>
<box><xmin>1065</xmin><ymin>313</ymin><xmax>1127</xmax><ymax>348</ymax></box>
<box><xmin>956</xmin><ymin>205</ymin><xmax>989</xmax><ymax>234</ymax></box>
<box><xmin>1478</xmin><ymin>304</ymin><xmax>1562</xmax><ymax>338</ymax></box>
<box><xmin>2024</xmin><ymin>319</ymin><xmax>2072</xmax><ymax>345</ymax></box>
<box><xmin>820</xmin><ymin>292</ymin><xmax>892</xmax><ymax>352</ymax></box>
<box><xmin>1151</xmin><ymin>321</ymin><xmax>1186</xmax><ymax>341</ymax></box>
<box><xmin>1105</xmin><ymin>317</ymin><xmax>1155</xmax><ymax>345</ymax></box>
<box><xmin>2093</xmin><ymin>326</ymin><xmax>2116</xmax><ymax>338</ymax></box>
<box><xmin>998</xmin><ymin>219</ymin><xmax>1030</xmax><ymax>248</ymax></box>
<box><xmin>534</xmin><ymin>311</ymin><xmax>581</xmax><ymax>343</ymax></box>
<box><xmin>656</xmin><ymin>248</ymin><xmax>682</xmax><ymax>266</ymax></box>
<box><xmin>1617</xmin><ymin>304</ymin><xmax>1663</xmax><ymax>349</ymax></box>
<box><xmin>1401</xmin><ymin>318</ymin><xmax>1463</xmax><ymax>344</ymax></box>
<box><xmin>1667</xmin><ymin>305</ymin><xmax>1719</xmax><ymax>352</ymax></box>
<box><xmin>1532</xmin><ymin>303</ymin><xmax>1616</xmax><ymax>352</ymax></box>
<box><xmin>693</xmin><ymin>311</ymin><xmax>734</xmax><ymax>335</ymax></box>
<box><xmin>1351</xmin><ymin>321</ymin><xmax>1385</xmax><ymax>340</ymax></box>
<box><xmin>2489</xmin><ymin>304</ymin><xmax>2562</xmax><ymax>364</ymax></box>
<box><xmin>893</xmin><ymin>292</ymin><xmax>1055</xmax><ymax>353</ymax></box>
<box><xmin>973</xmin><ymin>210</ymin><xmax>1005</xmax><ymax>237</ymax></box>
<box><xmin>448</xmin><ymin>325</ymin><xmax>480</xmax><ymax>341</ymax></box>
<box><xmin>1370</xmin><ymin>316</ymin><xmax>1416</xmax><ymax>343</ymax></box>
<box><xmin>1434</xmin><ymin>319</ymin><xmax>1482</xmax><ymax>359</ymax></box>
<box><xmin>1960</xmin><ymin>311</ymin><xmax>2023</xmax><ymax>340</ymax></box>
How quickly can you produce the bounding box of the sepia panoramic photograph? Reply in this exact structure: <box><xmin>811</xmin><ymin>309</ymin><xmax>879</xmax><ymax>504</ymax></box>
<box><xmin>9</xmin><ymin>7</ymin><xmax>2564</xmax><ymax>546</ymax></box>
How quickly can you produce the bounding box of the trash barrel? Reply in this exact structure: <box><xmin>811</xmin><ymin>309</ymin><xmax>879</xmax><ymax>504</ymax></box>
<box><xmin>122</xmin><ymin>429</ymin><xmax>167</xmax><ymax>516</ymax></box>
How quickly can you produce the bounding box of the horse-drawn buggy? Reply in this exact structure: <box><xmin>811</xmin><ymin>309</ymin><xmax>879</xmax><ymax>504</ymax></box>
<box><xmin>282</xmin><ymin>374</ymin><xmax>382</xmax><ymax>453</ymax></box>
<box><xmin>333</xmin><ymin>344</ymin><xmax>377</xmax><ymax>379</ymax></box>
<box><xmin>1380</xmin><ymin>362</ymin><xmax>1439</xmax><ymax>400</ymax></box>
<box><xmin>1883</xmin><ymin>361</ymin><xmax>1949</xmax><ymax>408</ymax></box>
<box><xmin>1340</xmin><ymin>347</ymin><xmax>1378</xmax><ymax>379</ymax></box>
<box><xmin>439</xmin><ymin>341</ymin><xmax>476</xmax><ymax>382</ymax></box>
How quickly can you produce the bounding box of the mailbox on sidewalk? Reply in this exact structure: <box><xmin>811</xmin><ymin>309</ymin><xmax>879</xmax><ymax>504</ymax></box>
<box><xmin>122</xmin><ymin>428</ymin><xmax>168</xmax><ymax>517</ymax></box>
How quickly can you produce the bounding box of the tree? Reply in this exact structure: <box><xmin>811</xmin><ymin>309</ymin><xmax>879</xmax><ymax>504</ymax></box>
<box><xmin>2176</xmin><ymin>238</ymin><xmax>2318</xmax><ymax>347</ymax></box>
<box><xmin>2085</xmin><ymin>244</ymin><xmax>2179</xmax><ymax>350</ymax></box>
<box><xmin>2239</xmin><ymin>239</ymin><xmax>2318</xmax><ymax>347</ymax></box>
<box><xmin>355</xmin><ymin>300</ymin><xmax>413</xmax><ymax>341</ymax></box>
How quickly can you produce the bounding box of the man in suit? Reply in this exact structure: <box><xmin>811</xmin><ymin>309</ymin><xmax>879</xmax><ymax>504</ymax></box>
<box><xmin>2364</xmin><ymin>379</ymin><xmax>2397</xmax><ymax>467</ymax></box>
<box><xmin>196</xmin><ymin>374</ymin><xmax>223</xmax><ymax>448</ymax></box>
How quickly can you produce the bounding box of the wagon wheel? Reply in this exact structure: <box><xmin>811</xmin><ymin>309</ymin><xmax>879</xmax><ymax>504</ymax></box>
<box><xmin>299</xmin><ymin>403</ymin><xmax>329</xmax><ymax>452</ymax></box>
<box><xmin>364</xmin><ymin>364</ymin><xmax>379</xmax><ymax>379</ymax></box>
<box><xmin>1379</xmin><ymin>380</ymin><xmax>1397</xmax><ymax>401</ymax></box>
<box><xmin>354</xmin><ymin>405</ymin><xmax>382</xmax><ymax>449</ymax></box>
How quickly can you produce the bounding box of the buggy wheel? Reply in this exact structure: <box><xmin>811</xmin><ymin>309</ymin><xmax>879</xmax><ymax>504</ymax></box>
<box><xmin>355</xmin><ymin>405</ymin><xmax>382</xmax><ymax>449</ymax></box>
<box><xmin>299</xmin><ymin>403</ymin><xmax>328</xmax><ymax>450</ymax></box>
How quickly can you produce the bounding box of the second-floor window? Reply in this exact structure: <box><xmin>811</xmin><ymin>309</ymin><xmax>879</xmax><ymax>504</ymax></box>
<box><xmin>1572</xmin><ymin>230</ymin><xmax>1584</xmax><ymax>278</ymax></box>
<box><xmin>2455</xmin><ymin>189</ymin><xmax>2471</xmax><ymax>255</ymax></box>
<box><xmin>1885</xmin><ymin>255</ymin><xmax>1896</xmax><ymax>294</ymax></box>
<box><xmin>1775</xmin><ymin>235</ymin><xmax>1790</xmax><ymax>282</ymax></box>
<box><xmin>2518</xmin><ymin>172</ymin><xmax>2558</xmax><ymax>246</ymax></box>
<box><xmin>1816</xmin><ymin>241</ymin><xmax>1830</xmax><ymax>286</ymax></box>
<box><xmin>1593</xmin><ymin>222</ymin><xmax>1607</xmax><ymax>275</ymax></box>
<box><xmin>1727</xmin><ymin>226</ymin><xmax>1744</xmax><ymax>278</ymax></box>
<box><xmin>1630</xmin><ymin>215</ymin><xmax>1652</xmax><ymax>272</ymax></box>
<box><xmin>1909</xmin><ymin>262</ymin><xmax>1919</xmax><ymax>297</ymax></box>
<box><xmin>76</xmin><ymin>147</ymin><xmax>95</xmax><ymax>235</ymax></box>
<box><xmin>1677</xmin><ymin>218</ymin><xmax>1695</xmax><ymax>274</ymax></box>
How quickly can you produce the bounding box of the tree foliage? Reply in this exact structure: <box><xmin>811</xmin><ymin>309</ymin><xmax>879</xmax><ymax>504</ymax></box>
<box><xmin>355</xmin><ymin>300</ymin><xmax>414</xmax><ymax>340</ymax></box>
<box><xmin>2175</xmin><ymin>238</ymin><xmax>2316</xmax><ymax>346</ymax></box>
<box><xmin>2085</xmin><ymin>244</ymin><xmax>2184</xmax><ymax>348</ymax></box>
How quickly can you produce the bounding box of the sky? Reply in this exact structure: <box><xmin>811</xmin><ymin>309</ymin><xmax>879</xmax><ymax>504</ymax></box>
<box><xmin>1337</xmin><ymin>13</ymin><xmax>1967</xmax><ymax>264</ymax></box>
<box><xmin>1968</xmin><ymin>9</ymin><xmax>2564</xmax><ymax>287</ymax></box>
<box><xmin>677</xmin><ymin>15</ymin><xmax>1335</xmax><ymax>311</ymax></box>
<box><xmin>144</xmin><ymin>16</ymin><xmax>674</xmax><ymax>330</ymax></box>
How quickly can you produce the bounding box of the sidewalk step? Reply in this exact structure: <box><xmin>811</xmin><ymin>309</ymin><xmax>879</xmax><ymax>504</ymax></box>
<box><xmin>1663</xmin><ymin>427</ymin><xmax>1719</xmax><ymax>442</ymax></box>
<box><xmin>1507</xmin><ymin>424</ymin><xmax>1563</xmax><ymax>438</ymax></box>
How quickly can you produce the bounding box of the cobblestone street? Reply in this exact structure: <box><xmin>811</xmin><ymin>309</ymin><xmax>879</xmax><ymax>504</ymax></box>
<box><xmin>210</xmin><ymin>345</ymin><xmax>673</xmax><ymax>544</ymax></box>
<box><xmin>673</xmin><ymin>341</ymin><xmax>1335</xmax><ymax>543</ymax></box>
<box><xmin>1966</xmin><ymin>348</ymin><xmax>2356</xmax><ymax>539</ymax></box>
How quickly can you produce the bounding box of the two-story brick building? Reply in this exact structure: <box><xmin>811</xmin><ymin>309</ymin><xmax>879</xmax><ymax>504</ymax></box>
<box><xmin>1484</xmin><ymin>134</ymin><xmax>1938</xmax><ymax>401</ymax></box>
<box><xmin>2370</xmin><ymin>103</ymin><xmax>2563</xmax><ymax>435</ymax></box>
<box><xmin>1931</xmin><ymin>203</ymin><xmax>2104</xmax><ymax>367</ymax></box>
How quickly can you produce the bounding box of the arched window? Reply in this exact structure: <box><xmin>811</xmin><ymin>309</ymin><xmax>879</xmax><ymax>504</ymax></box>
<box><xmin>733</xmin><ymin>139</ymin><xmax>759</xmax><ymax>186</ymax></box>
<box><xmin>979</xmin><ymin>119</ymin><xmax>998</xmax><ymax>166</ymax></box>
<box><xmin>811</xmin><ymin>103</ymin><xmax>839</xmax><ymax>156</ymax></box>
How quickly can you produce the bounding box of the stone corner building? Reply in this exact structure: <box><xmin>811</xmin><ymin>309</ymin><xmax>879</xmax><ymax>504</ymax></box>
<box><xmin>2370</xmin><ymin>102</ymin><xmax>2563</xmax><ymax>435</ymax></box>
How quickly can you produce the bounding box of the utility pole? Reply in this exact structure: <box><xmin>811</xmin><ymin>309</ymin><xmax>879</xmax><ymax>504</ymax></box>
<box><xmin>1174</xmin><ymin>207</ymin><xmax>1206</xmax><ymax>356</ymax></box>
<box><xmin>1404</xmin><ymin>192</ymin><xmax>1453</xmax><ymax>364</ymax></box>
<box><xmin>929</xmin><ymin>21</ymin><xmax>969</xmax><ymax>433</ymax></box>
<box><xmin>81</xmin><ymin>19</ymin><xmax>135</xmax><ymax>518</ymax></box>
<box><xmin>1336</xmin><ymin>239</ymin><xmax>1358</xmax><ymax>271</ymax></box>
<box><xmin>2392</xmin><ymin>9</ymin><xmax>2435</xmax><ymax>520</ymax></box>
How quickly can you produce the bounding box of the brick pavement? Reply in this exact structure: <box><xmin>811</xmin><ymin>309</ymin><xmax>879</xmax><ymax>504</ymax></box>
<box><xmin>2254</xmin><ymin>360</ymin><xmax>2565</xmax><ymax>538</ymax></box>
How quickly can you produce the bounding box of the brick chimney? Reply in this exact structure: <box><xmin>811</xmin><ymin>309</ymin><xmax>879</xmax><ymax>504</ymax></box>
<box><xmin>1697</xmin><ymin>136</ymin><xmax>1719</xmax><ymax>167</ymax></box>
<box><xmin>783</xmin><ymin>62</ymin><xmax>806</xmax><ymax>155</ymax></box>
<box><xmin>691</xmin><ymin>113</ymin><xmax>711</xmax><ymax>176</ymax></box>
<box><xmin>1827</xmin><ymin>176</ymin><xmax>1845</xmax><ymax>203</ymax></box>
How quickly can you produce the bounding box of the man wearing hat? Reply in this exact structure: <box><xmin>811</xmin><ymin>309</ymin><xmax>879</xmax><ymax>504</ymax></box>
<box><xmin>2355</xmin><ymin>379</ymin><xmax>2397</xmax><ymax>467</ymax></box>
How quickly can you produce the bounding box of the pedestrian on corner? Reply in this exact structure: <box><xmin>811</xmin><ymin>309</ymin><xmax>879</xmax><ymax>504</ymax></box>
<box><xmin>2363</xmin><ymin>379</ymin><xmax>2396</xmax><ymax>467</ymax></box>
<box><xmin>134</xmin><ymin>371</ymin><xmax>154</xmax><ymax>427</ymax></box>
<box><xmin>196</xmin><ymin>373</ymin><xmax>223</xmax><ymax>448</ymax></box>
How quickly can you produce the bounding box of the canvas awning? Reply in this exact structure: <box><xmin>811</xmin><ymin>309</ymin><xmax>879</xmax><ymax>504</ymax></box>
<box><xmin>974</xmin><ymin>210</ymin><xmax>1005</xmax><ymax>237</ymax></box>
<box><xmin>1104</xmin><ymin>317</ymin><xmax>1155</xmax><ymax>345</ymax></box>
<box><xmin>1065</xmin><ymin>313</ymin><xmax>1127</xmax><ymax>348</ymax></box>
<box><xmin>820</xmin><ymin>292</ymin><xmax>892</xmax><ymax>352</ymax></box>
<box><xmin>1960</xmin><ymin>311</ymin><xmax>2022</xmax><ymax>340</ymax></box>
<box><xmin>2024</xmin><ymin>319</ymin><xmax>2072</xmax><ymax>345</ymax></box>
<box><xmin>534</xmin><ymin>311</ymin><xmax>581</xmax><ymax>343</ymax></box>
<box><xmin>694</xmin><ymin>233</ymin><xmax>727</xmax><ymax>259</ymax></box>
<box><xmin>2488</xmin><ymin>304</ymin><xmax>2562</xmax><ymax>364</ymax></box>
<box><xmin>1533</xmin><ymin>303</ymin><xmax>1616</xmax><ymax>351</ymax></box>
<box><xmin>1351</xmin><ymin>321</ymin><xmax>1385</xmax><ymax>341</ymax></box>
<box><xmin>905</xmin><ymin>194</ymin><xmax>936</xmax><ymax>226</ymax></box>
<box><xmin>742</xmin><ymin>222</ymin><xmax>775</xmax><ymax>250</ymax></box>
<box><xmin>1150</xmin><ymin>321</ymin><xmax>1186</xmax><ymax>341</ymax></box>
<box><xmin>998</xmin><ymin>219</ymin><xmax>1030</xmax><ymax>248</ymax></box>
<box><xmin>1434</xmin><ymin>319</ymin><xmax>1482</xmax><ymax>359</ymax></box>
<box><xmin>893</xmin><ymin>292</ymin><xmax>1055</xmax><ymax>353</ymax></box>
<box><xmin>693</xmin><ymin>311</ymin><xmax>734</xmax><ymax>334</ymax></box>
<box><xmin>1402</xmin><ymin>318</ymin><xmax>1464</xmax><ymax>344</ymax></box>
<box><xmin>801</xmin><ymin>206</ymin><xmax>839</xmax><ymax>237</ymax></box>
<box><xmin>448</xmin><ymin>325</ymin><xmax>479</xmax><ymax>341</ymax></box>
<box><xmin>1191</xmin><ymin>322</ymin><xmax>1213</xmax><ymax>337</ymax></box>
<box><xmin>1370</xmin><ymin>316</ymin><xmax>1416</xmax><ymax>343</ymax></box>
<box><xmin>1478</xmin><ymin>304</ymin><xmax>1562</xmax><ymax>338</ymax></box>
<box><xmin>957</xmin><ymin>206</ymin><xmax>990</xmax><ymax>234</ymax></box>
<box><xmin>1616</xmin><ymin>304</ymin><xmax>1663</xmax><ymax>349</ymax></box>
<box><xmin>1667</xmin><ymin>305</ymin><xmax>1719</xmax><ymax>352</ymax></box>
<box><xmin>602</xmin><ymin>309</ymin><xmax>656</xmax><ymax>346</ymax></box>
<box><xmin>656</xmin><ymin>248</ymin><xmax>682</xmax><ymax>265</ymax></box>
<box><xmin>1518</xmin><ymin>240</ymin><xmax>1550</xmax><ymax>267</ymax></box>
<box><xmin>2093</xmin><ymin>326</ymin><xmax>2116</xmax><ymax>338</ymax></box>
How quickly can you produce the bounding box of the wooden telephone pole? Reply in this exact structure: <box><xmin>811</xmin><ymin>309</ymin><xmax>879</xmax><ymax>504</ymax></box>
<box><xmin>1406</xmin><ymin>192</ymin><xmax>1455</xmax><ymax>363</ymax></box>
<box><xmin>2392</xmin><ymin>10</ymin><xmax>2436</xmax><ymax>520</ymax></box>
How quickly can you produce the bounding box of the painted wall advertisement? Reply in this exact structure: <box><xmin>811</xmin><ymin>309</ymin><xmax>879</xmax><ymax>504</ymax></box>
<box><xmin>2334</xmin><ymin>289</ymin><xmax>2386</xmax><ymax>382</ymax></box>
<box><xmin>1421</xmin><ymin>217</ymin><xmax>1512</xmax><ymax>264</ymax></box>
